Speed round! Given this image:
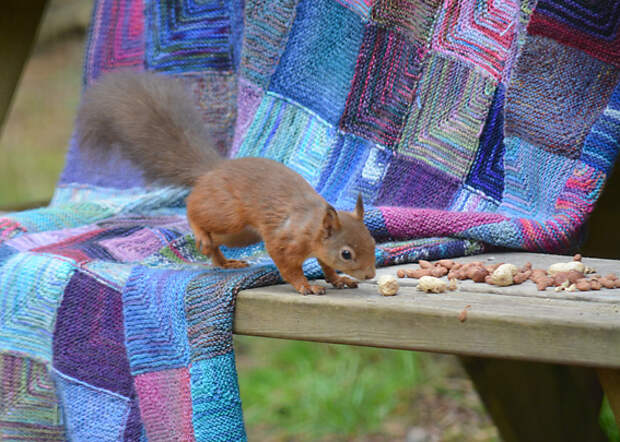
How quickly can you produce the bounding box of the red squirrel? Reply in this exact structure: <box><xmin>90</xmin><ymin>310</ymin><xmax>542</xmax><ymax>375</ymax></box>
<box><xmin>76</xmin><ymin>70</ymin><xmax>376</xmax><ymax>294</ymax></box>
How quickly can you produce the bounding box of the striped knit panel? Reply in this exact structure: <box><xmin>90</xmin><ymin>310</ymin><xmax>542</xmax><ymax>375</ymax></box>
<box><xmin>464</xmin><ymin>84</ymin><xmax>506</xmax><ymax>202</ymax></box>
<box><xmin>236</xmin><ymin>94</ymin><xmax>337</xmax><ymax>187</ymax></box>
<box><xmin>83</xmin><ymin>0</ymin><xmax>145</xmax><ymax>86</ymax></box>
<box><xmin>371</xmin><ymin>0</ymin><xmax>443</xmax><ymax>47</ymax></box>
<box><xmin>397</xmin><ymin>53</ymin><xmax>496</xmax><ymax>181</ymax></box>
<box><xmin>0</xmin><ymin>354</ymin><xmax>65</xmax><ymax>441</ymax></box>
<box><xmin>268</xmin><ymin>0</ymin><xmax>365</xmax><ymax>125</ymax></box>
<box><xmin>528</xmin><ymin>0</ymin><xmax>620</xmax><ymax>68</ymax></box>
<box><xmin>133</xmin><ymin>367</ymin><xmax>195</xmax><ymax>441</ymax></box>
<box><xmin>376</xmin><ymin>156</ymin><xmax>461</xmax><ymax>209</ymax></box>
<box><xmin>339</xmin><ymin>24</ymin><xmax>425</xmax><ymax>149</ymax></box>
<box><xmin>581</xmin><ymin>83</ymin><xmax>620</xmax><ymax>173</ymax></box>
<box><xmin>431</xmin><ymin>0</ymin><xmax>528</xmax><ymax>81</ymax></box>
<box><xmin>53</xmin><ymin>271</ymin><xmax>133</xmax><ymax>396</ymax></box>
<box><xmin>499</xmin><ymin>137</ymin><xmax>577</xmax><ymax>219</ymax></box>
<box><xmin>54</xmin><ymin>370</ymin><xmax>132</xmax><ymax>442</ymax></box>
<box><xmin>0</xmin><ymin>253</ymin><xmax>75</xmax><ymax>363</ymax></box>
<box><xmin>145</xmin><ymin>0</ymin><xmax>236</xmax><ymax>72</ymax></box>
<box><xmin>505</xmin><ymin>35</ymin><xmax>620</xmax><ymax>159</ymax></box>
<box><xmin>315</xmin><ymin>135</ymin><xmax>393</xmax><ymax>210</ymax></box>
<box><xmin>334</xmin><ymin>0</ymin><xmax>373</xmax><ymax>19</ymax></box>
<box><xmin>122</xmin><ymin>268</ymin><xmax>193</xmax><ymax>375</ymax></box>
<box><xmin>232</xmin><ymin>0</ymin><xmax>299</xmax><ymax>154</ymax></box>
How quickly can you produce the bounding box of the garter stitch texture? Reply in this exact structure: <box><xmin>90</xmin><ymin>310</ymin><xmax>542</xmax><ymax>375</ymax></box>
<box><xmin>1</xmin><ymin>0</ymin><xmax>619</xmax><ymax>440</ymax></box>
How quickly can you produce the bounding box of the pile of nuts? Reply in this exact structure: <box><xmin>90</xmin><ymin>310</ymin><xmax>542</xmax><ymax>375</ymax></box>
<box><xmin>397</xmin><ymin>254</ymin><xmax>619</xmax><ymax>293</ymax></box>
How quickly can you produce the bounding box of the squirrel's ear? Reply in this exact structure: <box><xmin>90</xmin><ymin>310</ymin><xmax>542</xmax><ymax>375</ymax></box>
<box><xmin>353</xmin><ymin>193</ymin><xmax>364</xmax><ymax>220</ymax></box>
<box><xmin>323</xmin><ymin>205</ymin><xmax>341</xmax><ymax>238</ymax></box>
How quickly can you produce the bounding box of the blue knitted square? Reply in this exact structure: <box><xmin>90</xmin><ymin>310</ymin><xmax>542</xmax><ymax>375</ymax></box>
<box><xmin>316</xmin><ymin>134</ymin><xmax>393</xmax><ymax>210</ymax></box>
<box><xmin>145</xmin><ymin>0</ymin><xmax>238</xmax><ymax>72</ymax></box>
<box><xmin>268</xmin><ymin>0</ymin><xmax>365</xmax><ymax>125</ymax></box>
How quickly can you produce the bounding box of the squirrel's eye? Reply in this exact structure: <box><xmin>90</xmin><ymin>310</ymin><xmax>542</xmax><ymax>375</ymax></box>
<box><xmin>341</xmin><ymin>249</ymin><xmax>352</xmax><ymax>260</ymax></box>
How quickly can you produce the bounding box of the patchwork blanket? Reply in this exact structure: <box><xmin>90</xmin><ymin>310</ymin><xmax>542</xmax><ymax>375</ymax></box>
<box><xmin>1</xmin><ymin>0</ymin><xmax>619</xmax><ymax>440</ymax></box>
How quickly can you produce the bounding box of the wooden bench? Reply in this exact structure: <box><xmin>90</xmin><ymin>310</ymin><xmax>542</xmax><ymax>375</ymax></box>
<box><xmin>235</xmin><ymin>252</ymin><xmax>620</xmax><ymax>441</ymax></box>
<box><xmin>3</xmin><ymin>3</ymin><xmax>620</xmax><ymax>440</ymax></box>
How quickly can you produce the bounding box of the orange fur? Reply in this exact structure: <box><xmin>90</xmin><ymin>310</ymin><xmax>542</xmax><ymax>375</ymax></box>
<box><xmin>78</xmin><ymin>71</ymin><xmax>376</xmax><ymax>294</ymax></box>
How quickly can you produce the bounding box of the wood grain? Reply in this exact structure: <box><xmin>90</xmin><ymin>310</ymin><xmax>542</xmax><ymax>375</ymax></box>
<box><xmin>234</xmin><ymin>253</ymin><xmax>620</xmax><ymax>368</ymax></box>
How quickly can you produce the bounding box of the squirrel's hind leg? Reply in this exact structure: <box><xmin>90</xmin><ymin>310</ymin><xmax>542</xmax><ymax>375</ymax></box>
<box><xmin>189</xmin><ymin>219</ymin><xmax>249</xmax><ymax>268</ymax></box>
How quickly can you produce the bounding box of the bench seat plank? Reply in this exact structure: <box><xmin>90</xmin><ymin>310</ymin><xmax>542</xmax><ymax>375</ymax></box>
<box><xmin>234</xmin><ymin>252</ymin><xmax>620</xmax><ymax>368</ymax></box>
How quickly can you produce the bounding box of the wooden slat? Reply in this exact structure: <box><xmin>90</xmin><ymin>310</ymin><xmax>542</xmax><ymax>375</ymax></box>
<box><xmin>234</xmin><ymin>253</ymin><xmax>620</xmax><ymax>368</ymax></box>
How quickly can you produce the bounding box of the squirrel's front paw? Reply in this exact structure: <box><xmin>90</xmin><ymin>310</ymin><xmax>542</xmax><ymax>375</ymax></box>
<box><xmin>298</xmin><ymin>284</ymin><xmax>326</xmax><ymax>295</ymax></box>
<box><xmin>328</xmin><ymin>275</ymin><xmax>358</xmax><ymax>289</ymax></box>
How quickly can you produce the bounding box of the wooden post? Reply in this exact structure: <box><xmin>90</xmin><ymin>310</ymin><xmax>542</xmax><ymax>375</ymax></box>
<box><xmin>598</xmin><ymin>368</ymin><xmax>620</xmax><ymax>429</ymax></box>
<box><xmin>0</xmin><ymin>0</ymin><xmax>49</xmax><ymax>135</ymax></box>
<box><xmin>460</xmin><ymin>356</ymin><xmax>607</xmax><ymax>442</ymax></box>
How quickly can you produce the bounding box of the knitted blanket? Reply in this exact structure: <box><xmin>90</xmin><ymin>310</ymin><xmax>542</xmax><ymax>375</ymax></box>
<box><xmin>1</xmin><ymin>0</ymin><xmax>619</xmax><ymax>440</ymax></box>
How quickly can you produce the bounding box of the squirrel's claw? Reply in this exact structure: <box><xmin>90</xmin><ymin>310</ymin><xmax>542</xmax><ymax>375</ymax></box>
<box><xmin>328</xmin><ymin>275</ymin><xmax>358</xmax><ymax>289</ymax></box>
<box><xmin>299</xmin><ymin>284</ymin><xmax>326</xmax><ymax>295</ymax></box>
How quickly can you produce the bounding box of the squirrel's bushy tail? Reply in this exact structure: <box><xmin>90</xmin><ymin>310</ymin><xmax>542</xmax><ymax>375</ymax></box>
<box><xmin>76</xmin><ymin>70</ymin><xmax>222</xmax><ymax>187</ymax></box>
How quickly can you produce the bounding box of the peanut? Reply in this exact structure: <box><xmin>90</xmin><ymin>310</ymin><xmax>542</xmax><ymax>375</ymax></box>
<box><xmin>576</xmin><ymin>279</ymin><xmax>591</xmax><ymax>291</ymax></box>
<box><xmin>377</xmin><ymin>275</ymin><xmax>399</xmax><ymax>296</ymax></box>
<box><xmin>418</xmin><ymin>260</ymin><xmax>432</xmax><ymax>269</ymax></box>
<box><xmin>437</xmin><ymin>259</ymin><xmax>455</xmax><ymax>269</ymax></box>
<box><xmin>405</xmin><ymin>268</ymin><xmax>432</xmax><ymax>278</ymax></box>
<box><xmin>417</xmin><ymin>276</ymin><xmax>447</xmax><ymax>293</ymax></box>
<box><xmin>548</xmin><ymin>261</ymin><xmax>586</xmax><ymax>276</ymax></box>
<box><xmin>431</xmin><ymin>266</ymin><xmax>449</xmax><ymax>277</ymax></box>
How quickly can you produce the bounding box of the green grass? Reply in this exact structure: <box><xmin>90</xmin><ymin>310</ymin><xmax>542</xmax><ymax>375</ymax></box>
<box><xmin>235</xmin><ymin>336</ymin><xmax>498</xmax><ymax>441</ymax></box>
<box><xmin>0</xmin><ymin>37</ymin><xmax>83</xmax><ymax>207</ymax></box>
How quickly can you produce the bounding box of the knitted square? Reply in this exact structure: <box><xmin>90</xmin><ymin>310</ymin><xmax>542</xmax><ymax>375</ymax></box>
<box><xmin>235</xmin><ymin>94</ymin><xmax>337</xmax><ymax>187</ymax></box>
<box><xmin>431</xmin><ymin>0</ymin><xmax>523</xmax><ymax>80</ymax></box>
<box><xmin>53</xmin><ymin>271</ymin><xmax>133</xmax><ymax>396</ymax></box>
<box><xmin>397</xmin><ymin>53</ymin><xmax>496</xmax><ymax>181</ymax></box>
<box><xmin>464</xmin><ymin>84</ymin><xmax>506</xmax><ymax>201</ymax></box>
<box><xmin>0</xmin><ymin>354</ymin><xmax>63</xmax><ymax>434</ymax></box>
<box><xmin>134</xmin><ymin>367</ymin><xmax>195</xmax><ymax>441</ymax></box>
<box><xmin>145</xmin><ymin>0</ymin><xmax>236</xmax><ymax>72</ymax></box>
<box><xmin>371</xmin><ymin>0</ymin><xmax>442</xmax><ymax>46</ymax></box>
<box><xmin>505</xmin><ymin>35</ymin><xmax>620</xmax><ymax>158</ymax></box>
<box><xmin>316</xmin><ymin>134</ymin><xmax>393</xmax><ymax>209</ymax></box>
<box><xmin>499</xmin><ymin>136</ymin><xmax>577</xmax><ymax>219</ymax></box>
<box><xmin>269</xmin><ymin>0</ymin><xmax>365</xmax><ymax>124</ymax></box>
<box><xmin>335</xmin><ymin>0</ymin><xmax>373</xmax><ymax>19</ymax></box>
<box><xmin>528</xmin><ymin>0</ymin><xmax>620</xmax><ymax>67</ymax></box>
<box><xmin>240</xmin><ymin>0</ymin><xmax>300</xmax><ymax>88</ymax></box>
<box><xmin>340</xmin><ymin>24</ymin><xmax>425</xmax><ymax>149</ymax></box>
<box><xmin>189</xmin><ymin>354</ymin><xmax>246</xmax><ymax>441</ymax></box>
<box><xmin>53</xmin><ymin>370</ymin><xmax>131</xmax><ymax>442</ymax></box>
<box><xmin>376</xmin><ymin>155</ymin><xmax>461</xmax><ymax>208</ymax></box>
<box><xmin>83</xmin><ymin>0</ymin><xmax>145</xmax><ymax>85</ymax></box>
<box><xmin>0</xmin><ymin>254</ymin><xmax>75</xmax><ymax>362</ymax></box>
<box><xmin>122</xmin><ymin>267</ymin><xmax>192</xmax><ymax>375</ymax></box>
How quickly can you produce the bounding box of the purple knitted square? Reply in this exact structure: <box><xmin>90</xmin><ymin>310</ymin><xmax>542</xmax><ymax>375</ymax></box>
<box><xmin>53</xmin><ymin>271</ymin><xmax>133</xmax><ymax>397</ymax></box>
<box><xmin>376</xmin><ymin>155</ymin><xmax>460</xmax><ymax>209</ymax></box>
